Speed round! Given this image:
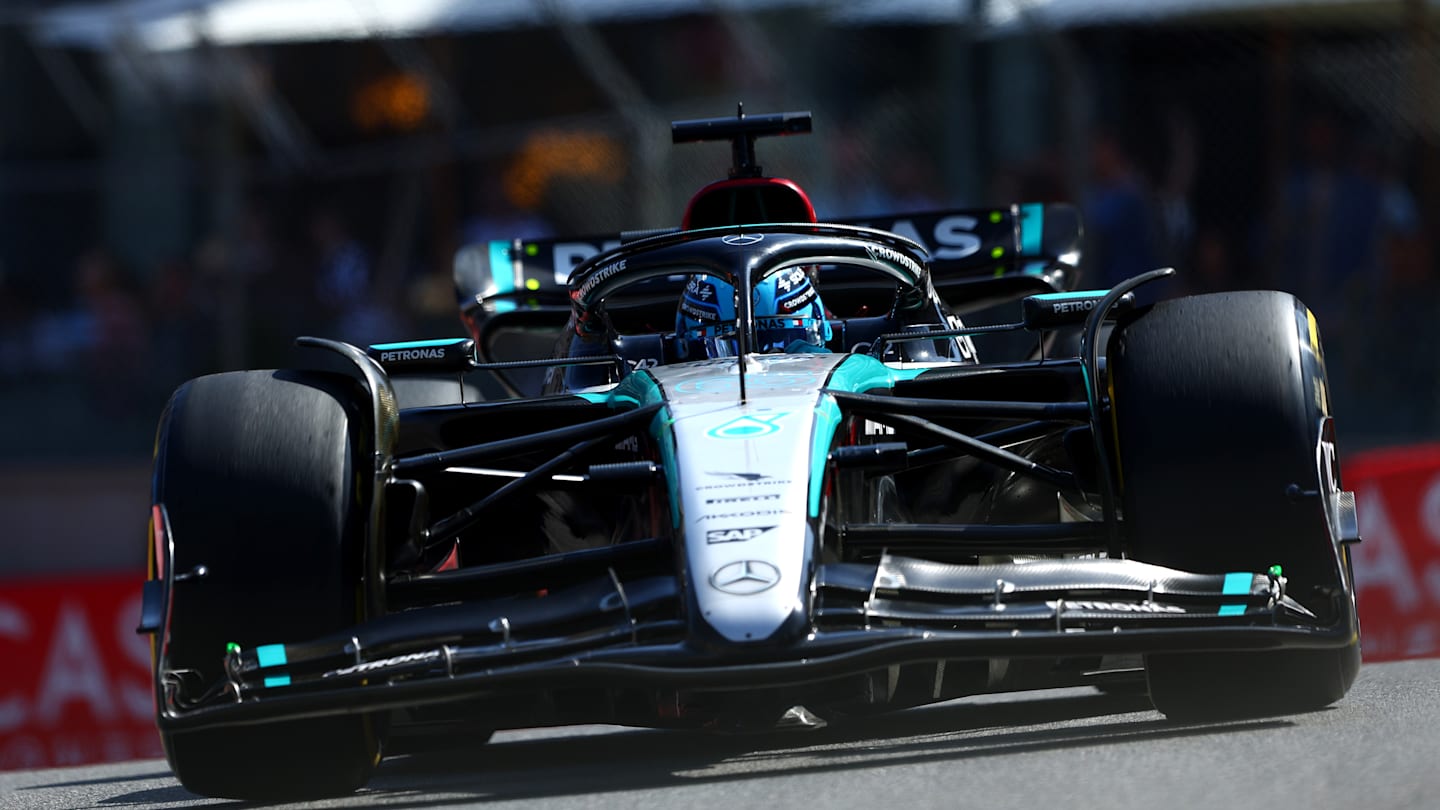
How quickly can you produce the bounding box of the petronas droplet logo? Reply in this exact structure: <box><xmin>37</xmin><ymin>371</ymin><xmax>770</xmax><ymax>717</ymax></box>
<box><xmin>707</xmin><ymin>413</ymin><xmax>788</xmax><ymax>439</ymax></box>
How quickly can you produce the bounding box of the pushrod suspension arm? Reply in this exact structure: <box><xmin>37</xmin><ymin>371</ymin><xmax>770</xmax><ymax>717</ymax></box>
<box><xmin>881</xmin><ymin>413</ymin><xmax>1082</xmax><ymax>496</ymax></box>
<box><xmin>394</xmin><ymin>403</ymin><xmax>662</xmax><ymax>474</ymax></box>
<box><xmin>826</xmin><ymin>390</ymin><xmax>1090</xmax><ymax>421</ymax></box>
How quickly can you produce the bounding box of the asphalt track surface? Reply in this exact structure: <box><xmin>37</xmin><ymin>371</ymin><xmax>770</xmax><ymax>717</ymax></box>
<box><xmin>4</xmin><ymin>658</ymin><xmax>1437</xmax><ymax>810</ymax></box>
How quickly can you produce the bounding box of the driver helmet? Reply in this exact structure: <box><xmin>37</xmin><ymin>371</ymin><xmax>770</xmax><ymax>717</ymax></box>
<box><xmin>675</xmin><ymin>269</ymin><xmax>832</xmax><ymax>359</ymax></box>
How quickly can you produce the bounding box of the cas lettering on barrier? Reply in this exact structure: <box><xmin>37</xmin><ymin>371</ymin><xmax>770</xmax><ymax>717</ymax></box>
<box><xmin>1347</xmin><ymin>446</ymin><xmax>1440</xmax><ymax>662</ymax></box>
<box><xmin>0</xmin><ymin>575</ymin><xmax>161</xmax><ymax>771</ymax></box>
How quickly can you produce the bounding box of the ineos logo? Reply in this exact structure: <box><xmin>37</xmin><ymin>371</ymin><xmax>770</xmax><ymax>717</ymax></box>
<box><xmin>722</xmin><ymin>234</ymin><xmax>764</xmax><ymax>246</ymax></box>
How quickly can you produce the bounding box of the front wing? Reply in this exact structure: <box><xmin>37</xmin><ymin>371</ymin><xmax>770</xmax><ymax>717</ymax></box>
<box><xmin>153</xmin><ymin>553</ymin><xmax>1356</xmax><ymax>732</ymax></box>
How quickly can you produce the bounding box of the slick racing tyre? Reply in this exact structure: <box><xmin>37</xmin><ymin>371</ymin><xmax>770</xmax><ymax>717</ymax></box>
<box><xmin>1108</xmin><ymin>291</ymin><xmax>1360</xmax><ymax>721</ymax></box>
<box><xmin>150</xmin><ymin>370</ymin><xmax>379</xmax><ymax>799</ymax></box>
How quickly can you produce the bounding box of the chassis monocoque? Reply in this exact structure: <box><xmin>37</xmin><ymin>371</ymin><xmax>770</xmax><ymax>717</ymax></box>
<box><xmin>140</xmin><ymin>112</ymin><xmax>1361</xmax><ymax>800</ymax></box>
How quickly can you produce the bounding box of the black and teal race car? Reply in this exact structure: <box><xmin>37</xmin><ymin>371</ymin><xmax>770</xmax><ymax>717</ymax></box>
<box><xmin>141</xmin><ymin>110</ymin><xmax>1360</xmax><ymax>799</ymax></box>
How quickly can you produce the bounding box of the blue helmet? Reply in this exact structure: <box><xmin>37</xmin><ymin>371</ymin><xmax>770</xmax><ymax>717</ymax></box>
<box><xmin>675</xmin><ymin>269</ymin><xmax>832</xmax><ymax>359</ymax></box>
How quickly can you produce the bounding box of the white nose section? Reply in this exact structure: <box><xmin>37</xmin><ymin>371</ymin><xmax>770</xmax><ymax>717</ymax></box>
<box><xmin>650</xmin><ymin>353</ymin><xmax>847</xmax><ymax>643</ymax></box>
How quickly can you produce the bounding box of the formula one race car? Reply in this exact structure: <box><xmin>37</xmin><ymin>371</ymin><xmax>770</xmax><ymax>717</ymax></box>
<box><xmin>140</xmin><ymin>110</ymin><xmax>1361</xmax><ymax>800</ymax></box>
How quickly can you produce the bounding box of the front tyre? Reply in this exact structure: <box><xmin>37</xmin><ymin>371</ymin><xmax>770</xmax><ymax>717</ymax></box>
<box><xmin>151</xmin><ymin>370</ymin><xmax>380</xmax><ymax>799</ymax></box>
<box><xmin>1108</xmin><ymin>291</ymin><xmax>1360</xmax><ymax>720</ymax></box>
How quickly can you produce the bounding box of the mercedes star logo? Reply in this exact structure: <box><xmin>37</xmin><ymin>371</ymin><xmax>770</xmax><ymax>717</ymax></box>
<box><xmin>721</xmin><ymin>234</ymin><xmax>764</xmax><ymax>246</ymax></box>
<box><xmin>709</xmin><ymin>560</ymin><xmax>782</xmax><ymax>595</ymax></box>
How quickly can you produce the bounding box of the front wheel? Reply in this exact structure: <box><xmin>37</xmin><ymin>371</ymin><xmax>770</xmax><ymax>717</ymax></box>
<box><xmin>1108</xmin><ymin>291</ymin><xmax>1360</xmax><ymax>720</ymax></box>
<box><xmin>151</xmin><ymin>370</ymin><xmax>380</xmax><ymax>798</ymax></box>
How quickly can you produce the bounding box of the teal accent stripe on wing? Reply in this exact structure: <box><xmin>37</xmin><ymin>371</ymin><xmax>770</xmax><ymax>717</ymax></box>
<box><xmin>489</xmin><ymin>241</ymin><xmax>515</xmax><ymax>293</ymax></box>
<box><xmin>369</xmin><ymin>338</ymin><xmax>470</xmax><ymax>351</ymax></box>
<box><xmin>1030</xmin><ymin>290</ymin><xmax>1107</xmax><ymax>302</ymax></box>
<box><xmin>1020</xmin><ymin>203</ymin><xmax>1044</xmax><ymax>255</ymax></box>
<box><xmin>263</xmin><ymin>675</ymin><xmax>292</xmax><ymax>688</ymax></box>
<box><xmin>1222</xmin><ymin>572</ymin><xmax>1252</xmax><ymax>595</ymax></box>
<box><xmin>489</xmin><ymin>240</ymin><xmax>516</xmax><ymax>313</ymax></box>
<box><xmin>1219</xmin><ymin>572</ymin><xmax>1252</xmax><ymax>616</ymax></box>
<box><xmin>255</xmin><ymin>644</ymin><xmax>287</xmax><ymax>668</ymax></box>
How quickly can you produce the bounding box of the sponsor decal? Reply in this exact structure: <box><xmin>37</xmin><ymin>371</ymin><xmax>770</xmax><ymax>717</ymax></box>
<box><xmin>0</xmin><ymin>576</ymin><xmax>163</xmax><ymax>771</ymax></box>
<box><xmin>1051</xmin><ymin>299</ymin><xmax>1098</xmax><ymax>315</ymax></box>
<box><xmin>687</xmin><ymin>276</ymin><xmax>717</xmax><ymax>301</ymax></box>
<box><xmin>706</xmin><ymin>472</ymin><xmax>772</xmax><ymax>482</ymax></box>
<box><xmin>680</xmin><ymin>299</ymin><xmax>721</xmax><ymax>322</ymax></box>
<box><xmin>379</xmin><ymin>347</ymin><xmax>446</xmax><ymax>362</ymax></box>
<box><xmin>705</xmin><ymin>526</ymin><xmax>776</xmax><ymax>544</ymax></box>
<box><xmin>709</xmin><ymin>560</ymin><xmax>782</xmax><ymax>595</ymax></box>
<box><xmin>324</xmin><ymin>650</ymin><xmax>442</xmax><ymax>679</ymax></box>
<box><xmin>774</xmin><ymin>268</ymin><xmax>806</xmax><ymax>293</ymax></box>
<box><xmin>705</xmin><ymin>493</ymin><xmax>782</xmax><ymax>505</ymax></box>
<box><xmin>576</xmin><ymin>257</ymin><xmax>629</xmax><ymax>300</ymax></box>
<box><xmin>707</xmin><ymin>413</ymin><xmax>788</xmax><ymax>440</ymax></box>
<box><xmin>552</xmin><ymin>240</ymin><xmax>621</xmax><ymax>283</ymax></box>
<box><xmin>680</xmin><ymin>276</ymin><xmax>728</xmax><ymax>324</ymax></box>
<box><xmin>699</xmin><ymin>474</ymin><xmax>791</xmax><ymax>491</ymax></box>
<box><xmin>1047</xmin><ymin>600</ymin><xmax>1185</xmax><ymax>614</ymax></box>
<box><xmin>704</xmin><ymin>509</ymin><xmax>789</xmax><ymax>519</ymax></box>
<box><xmin>863</xmin><ymin>243</ymin><xmax>923</xmax><ymax>277</ymax></box>
<box><xmin>722</xmin><ymin>234</ymin><xmax>765</xmax><ymax>246</ymax></box>
<box><xmin>777</xmin><ymin>288</ymin><xmax>817</xmax><ymax>313</ymax></box>
<box><xmin>865</xmin><ymin>215</ymin><xmax>983</xmax><ymax>261</ymax></box>
<box><xmin>1348</xmin><ymin>450</ymin><xmax>1440</xmax><ymax>661</ymax></box>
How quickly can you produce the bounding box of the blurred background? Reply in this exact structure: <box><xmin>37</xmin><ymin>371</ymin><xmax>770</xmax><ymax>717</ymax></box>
<box><xmin>1</xmin><ymin>0</ymin><xmax>1436</xmax><ymax>570</ymax></box>
<box><xmin>2</xmin><ymin>0</ymin><xmax>1440</xmax><ymax>769</ymax></box>
<box><xmin>4</xmin><ymin>0</ymin><xmax>1438</xmax><ymax>567</ymax></box>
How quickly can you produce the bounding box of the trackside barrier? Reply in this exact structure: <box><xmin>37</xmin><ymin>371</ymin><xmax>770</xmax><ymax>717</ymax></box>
<box><xmin>1346</xmin><ymin>445</ymin><xmax>1440</xmax><ymax>662</ymax></box>
<box><xmin>0</xmin><ymin>574</ymin><xmax>161</xmax><ymax>772</ymax></box>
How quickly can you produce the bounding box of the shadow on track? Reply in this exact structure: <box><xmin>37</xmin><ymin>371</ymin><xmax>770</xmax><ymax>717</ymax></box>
<box><xmin>64</xmin><ymin>690</ymin><xmax>1295</xmax><ymax>808</ymax></box>
<box><xmin>359</xmin><ymin>690</ymin><xmax>1292</xmax><ymax>808</ymax></box>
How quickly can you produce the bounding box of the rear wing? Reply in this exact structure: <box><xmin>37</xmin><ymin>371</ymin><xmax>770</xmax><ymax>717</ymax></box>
<box><xmin>453</xmin><ymin>203</ymin><xmax>1083</xmax><ymax>319</ymax></box>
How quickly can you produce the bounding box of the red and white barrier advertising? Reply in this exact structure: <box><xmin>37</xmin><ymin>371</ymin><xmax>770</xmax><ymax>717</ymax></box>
<box><xmin>0</xmin><ymin>574</ymin><xmax>161</xmax><ymax>771</ymax></box>
<box><xmin>1347</xmin><ymin>445</ymin><xmax>1440</xmax><ymax>662</ymax></box>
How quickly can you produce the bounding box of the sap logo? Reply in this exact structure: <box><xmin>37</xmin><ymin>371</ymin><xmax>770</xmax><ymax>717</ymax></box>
<box><xmin>705</xmin><ymin>526</ymin><xmax>775</xmax><ymax>544</ymax></box>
